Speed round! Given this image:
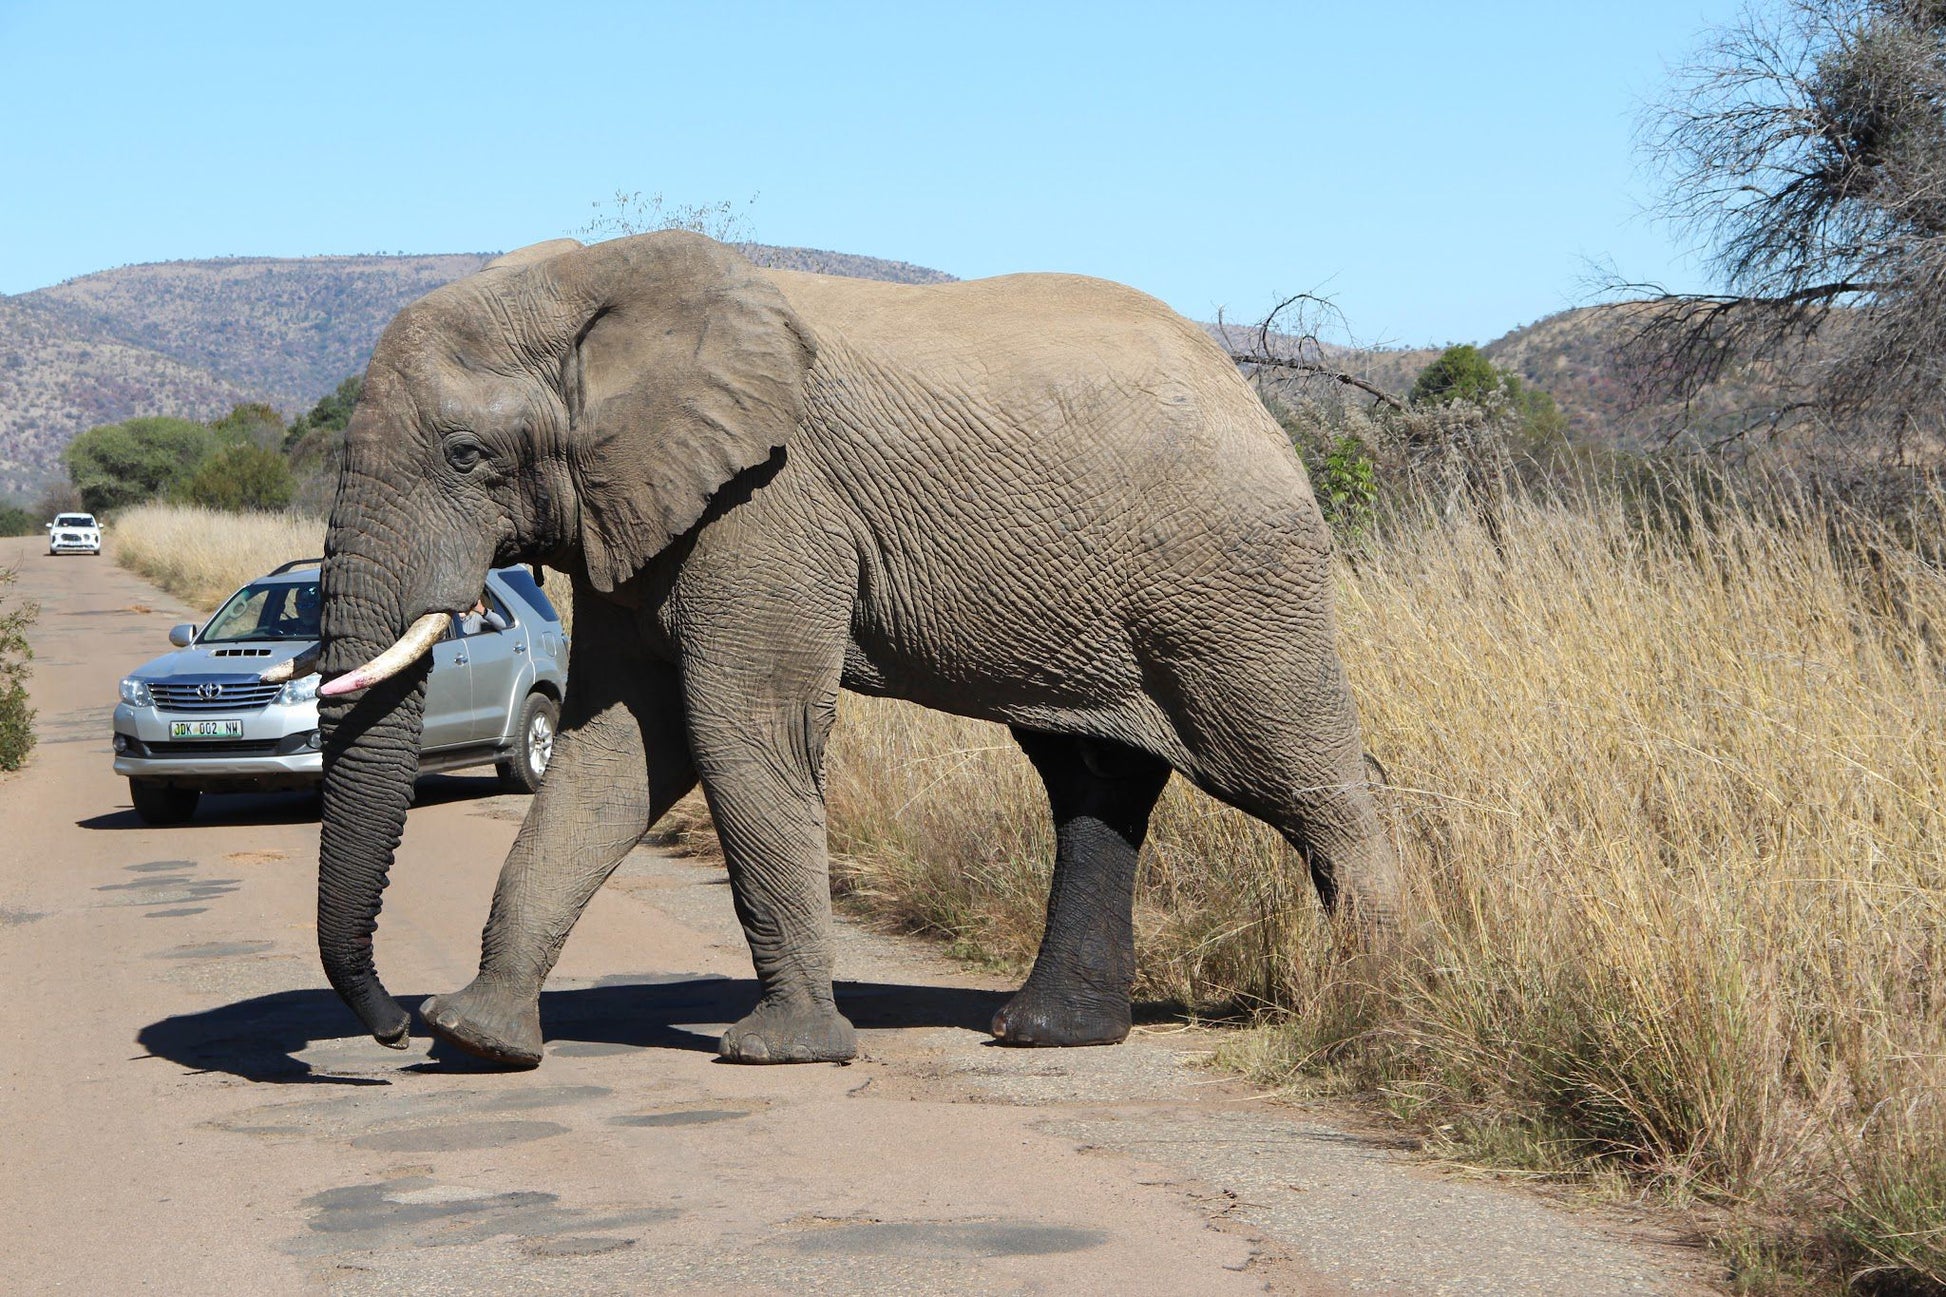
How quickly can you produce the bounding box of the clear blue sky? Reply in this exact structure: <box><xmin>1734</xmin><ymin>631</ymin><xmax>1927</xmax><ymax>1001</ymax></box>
<box><xmin>0</xmin><ymin>1</ymin><xmax>1742</xmax><ymax>346</ymax></box>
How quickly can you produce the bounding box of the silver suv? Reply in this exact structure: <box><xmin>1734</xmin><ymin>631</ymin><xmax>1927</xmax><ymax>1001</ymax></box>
<box><xmin>112</xmin><ymin>561</ymin><xmax>568</xmax><ymax>824</ymax></box>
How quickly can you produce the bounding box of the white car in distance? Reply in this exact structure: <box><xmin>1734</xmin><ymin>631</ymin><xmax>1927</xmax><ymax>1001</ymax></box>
<box><xmin>47</xmin><ymin>512</ymin><xmax>102</xmax><ymax>555</ymax></box>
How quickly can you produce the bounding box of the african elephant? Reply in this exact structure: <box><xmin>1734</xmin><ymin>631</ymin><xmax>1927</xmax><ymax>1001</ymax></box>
<box><xmin>308</xmin><ymin>230</ymin><xmax>1398</xmax><ymax>1068</ymax></box>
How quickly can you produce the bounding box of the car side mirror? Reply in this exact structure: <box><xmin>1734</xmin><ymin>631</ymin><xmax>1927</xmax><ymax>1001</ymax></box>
<box><xmin>168</xmin><ymin>624</ymin><xmax>197</xmax><ymax>647</ymax></box>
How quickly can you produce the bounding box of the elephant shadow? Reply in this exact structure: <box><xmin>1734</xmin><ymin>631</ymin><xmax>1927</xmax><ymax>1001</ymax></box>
<box><xmin>134</xmin><ymin>976</ymin><xmax>1013</xmax><ymax>1085</ymax></box>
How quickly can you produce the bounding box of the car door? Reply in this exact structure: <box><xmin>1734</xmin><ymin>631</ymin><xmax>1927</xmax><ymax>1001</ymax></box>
<box><xmin>459</xmin><ymin>588</ymin><xmax>525</xmax><ymax>744</ymax></box>
<box><xmin>420</xmin><ymin>616</ymin><xmax>472</xmax><ymax>751</ymax></box>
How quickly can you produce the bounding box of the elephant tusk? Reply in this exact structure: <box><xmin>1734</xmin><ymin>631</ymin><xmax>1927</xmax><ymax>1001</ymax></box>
<box><xmin>318</xmin><ymin>613</ymin><xmax>449</xmax><ymax>698</ymax></box>
<box><xmin>259</xmin><ymin>644</ymin><xmax>321</xmax><ymax>684</ymax></box>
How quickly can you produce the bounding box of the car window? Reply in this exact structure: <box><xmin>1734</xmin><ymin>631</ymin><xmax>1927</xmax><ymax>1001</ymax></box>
<box><xmin>201</xmin><ymin>580</ymin><xmax>322</xmax><ymax>642</ymax></box>
<box><xmin>457</xmin><ymin>591</ymin><xmax>515</xmax><ymax>637</ymax></box>
<box><xmin>55</xmin><ymin>514</ymin><xmax>94</xmax><ymax>527</ymax></box>
<box><xmin>495</xmin><ymin>567</ymin><xmax>560</xmax><ymax>623</ymax></box>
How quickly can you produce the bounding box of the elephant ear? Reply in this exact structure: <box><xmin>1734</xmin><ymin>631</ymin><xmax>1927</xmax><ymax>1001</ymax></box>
<box><xmin>553</xmin><ymin>232</ymin><xmax>815</xmax><ymax>593</ymax></box>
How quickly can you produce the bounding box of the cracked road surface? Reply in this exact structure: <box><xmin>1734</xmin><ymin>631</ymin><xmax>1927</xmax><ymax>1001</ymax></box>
<box><xmin>0</xmin><ymin>538</ymin><xmax>1717</xmax><ymax>1295</ymax></box>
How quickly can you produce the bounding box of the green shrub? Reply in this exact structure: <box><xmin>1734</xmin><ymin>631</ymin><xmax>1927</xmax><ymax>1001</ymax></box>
<box><xmin>175</xmin><ymin>443</ymin><xmax>295</xmax><ymax>513</ymax></box>
<box><xmin>1307</xmin><ymin>433</ymin><xmax>1378</xmax><ymax>536</ymax></box>
<box><xmin>1409</xmin><ymin>344</ymin><xmax>1504</xmax><ymax>406</ymax></box>
<box><xmin>62</xmin><ymin>417</ymin><xmax>219</xmax><ymax>514</ymax></box>
<box><xmin>0</xmin><ymin>505</ymin><xmax>37</xmax><ymax>537</ymax></box>
<box><xmin>284</xmin><ymin>375</ymin><xmax>361</xmax><ymax>451</ymax></box>
<box><xmin>1410</xmin><ymin>344</ymin><xmax>1567</xmax><ymax>454</ymax></box>
<box><xmin>0</xmin><ymin>566</ymin><xmax>35</xmax><ymax>771</ymax></box>
<box><xmin>209</xmin><ymin>402</ymin><xmax>286</xmax><ymax>451</ymax></box>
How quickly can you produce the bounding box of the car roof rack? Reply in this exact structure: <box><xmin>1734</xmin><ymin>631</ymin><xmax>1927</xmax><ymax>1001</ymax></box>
<box><xmin>269</xmin><ymin>558</ymin><xmax>324</xmax><ymax>574</ymax></box>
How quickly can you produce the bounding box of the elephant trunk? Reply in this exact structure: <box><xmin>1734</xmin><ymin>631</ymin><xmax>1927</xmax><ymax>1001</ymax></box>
<box><xmin>316</xmin><ymin>528</ymin><xmax>433</xmax><ymax>1048</ymax></box>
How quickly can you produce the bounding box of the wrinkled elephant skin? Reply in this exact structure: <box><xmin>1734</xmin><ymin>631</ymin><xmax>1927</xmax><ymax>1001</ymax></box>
<box><xmin>314</xmin><ymin>231</ymin><xmax>1399</xmax><ymax>1067</ymax></box>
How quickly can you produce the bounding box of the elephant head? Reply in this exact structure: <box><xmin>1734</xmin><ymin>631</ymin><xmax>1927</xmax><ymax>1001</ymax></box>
<box><xmin>315</xmin><ymin>231</ymin><xmax>816</xmax><ymax>1046</ymax></box>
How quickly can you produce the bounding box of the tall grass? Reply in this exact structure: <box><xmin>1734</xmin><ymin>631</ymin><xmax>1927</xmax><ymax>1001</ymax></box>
<box><xmin>824</xmin><ymin>484</ymin><xmax>1946</xmax><ymax>1291</ymax></box>
<box><xmin>111</xmin><ymin>504</ymin><xmax>323</xmax><ymax>611</ymax></box>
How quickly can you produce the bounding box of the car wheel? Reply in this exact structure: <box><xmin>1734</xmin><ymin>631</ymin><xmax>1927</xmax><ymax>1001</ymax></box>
<box><xmin>129</xmin><ymin>778</ymin><xmax>200</xmax><ymax>825</ymax></box>
<box><xmin>497</xmin><ymin>692</ymin><xmax>558</xmax><ymax>793</ymax></box>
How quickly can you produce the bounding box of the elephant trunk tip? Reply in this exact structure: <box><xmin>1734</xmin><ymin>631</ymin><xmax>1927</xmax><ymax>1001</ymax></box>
<box><xmin>326</xmin><ymin>966</ymin><xmax>413</xmax><ymax>1049</ymax></box>
<box><xmin>358</xmin><ymin>995</ymin><xmax>412</xmax><ymax>1049</ymax></box>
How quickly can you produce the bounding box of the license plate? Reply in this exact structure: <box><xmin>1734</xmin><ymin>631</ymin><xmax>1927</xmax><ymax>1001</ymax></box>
<box><xmin>169</xmin><ymin>720</ymin><xmax>243</xmax><ymax>739</ymax></box>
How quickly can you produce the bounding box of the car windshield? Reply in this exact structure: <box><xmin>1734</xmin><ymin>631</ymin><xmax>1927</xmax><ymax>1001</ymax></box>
<box><xmin>55</xmin><ymin>514</ymin><xmax>94</xmax><ymax>527</ymax></box>
<box><xmin>201</xmin><ymin>580</ymin><xmax>321</xmax><ymax>642</ymax></box>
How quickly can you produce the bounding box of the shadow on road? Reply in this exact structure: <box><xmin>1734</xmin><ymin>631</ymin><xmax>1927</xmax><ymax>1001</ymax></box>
<box><xmin>77</xmin><ymin>773</ymin><xmax>522</xmax><ymax>831</ymax></box>
<box><xmin>135</xmin><ymin>977</ymin><xmax>1011</xmax><ymax>1085</ymax></box>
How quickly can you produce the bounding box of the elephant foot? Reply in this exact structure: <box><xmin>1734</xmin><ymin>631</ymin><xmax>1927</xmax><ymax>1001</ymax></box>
<box><xmin>420</xmin><ymin>979</ymin><xmax>543</xmax><ymax>1069</ymax></box>
<box><xmin>991</xmin><ymin>981</ymin><xmax>1130</xmax><ymax>1047</ymax></box>
<box><xmin>718</xmin><ymin>994</ymin><xmax>857</xmax><ymax>1064</ymax></box>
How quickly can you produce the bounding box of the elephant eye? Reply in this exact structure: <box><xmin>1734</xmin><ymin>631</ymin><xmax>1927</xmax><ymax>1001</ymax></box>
<box><xmin>444</xmin><ymin>437</ymin><xmax>487</xmax><ymax>473</ymax></box>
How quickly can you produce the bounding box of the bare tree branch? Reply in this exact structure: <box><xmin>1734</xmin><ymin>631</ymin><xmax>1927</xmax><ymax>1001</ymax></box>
<box><xmin>1218</xmin><ymin>293</ymin><xmax>1406</xmax><ymax>411</ymax></box>
<box><xmin>1623</xmin><ymin>0</ymin><xmax>1946</xmax><ymax>452</ymax></box>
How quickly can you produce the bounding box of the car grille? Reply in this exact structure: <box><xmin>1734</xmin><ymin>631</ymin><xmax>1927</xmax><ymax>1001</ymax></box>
<box><xmin>150</xmin><ymin>680</ymin><xmax>283</xmax><ymax>712</ymax></box>
<box><xmin>141</xmin><ymin>739</ymin><xmax>285</xmax><ymax>756</ymax></box>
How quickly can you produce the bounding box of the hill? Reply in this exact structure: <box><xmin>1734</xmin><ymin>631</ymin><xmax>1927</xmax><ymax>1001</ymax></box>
<box><xmin>1233</xmin><ymin>305</ymin><xmax>1805</xmax><ymax>452</ymax></box>
<box><xmin>0</xmin><ymin>243</ymin><xmax>956</xmax><ymax>501</ymax></box>
<box><xmin>4</xmin><ymin>239</ymin><xmax>1780</xmax><ymax>504</ymax></box>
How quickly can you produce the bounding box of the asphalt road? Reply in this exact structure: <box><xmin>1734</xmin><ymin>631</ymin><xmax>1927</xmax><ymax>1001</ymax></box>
<box><xmin>0</xmin><ymin>537</ymin><xmax>1718</xmax><ymax>1295</ymax></box>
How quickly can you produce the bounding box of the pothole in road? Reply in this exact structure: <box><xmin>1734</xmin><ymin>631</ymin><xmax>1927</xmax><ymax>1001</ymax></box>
<box><xmin>215</xmin><ymin>1084</ymin><xmax>614</xmax><ymax>1142</ymax></box>
<box><xmin>95</xmin><ymin>875</ymin><xmax>239</xmax><ymax>908</ymax></box>
<box><xmin>776</xmin><ymin>1219</ymin><xmax>1109</xmax><ymax>1258</ymax></box>
<box><xmin>350</xmin><ymin>1120</ymin><xmax>570</xmax><ymax>1152</ymax></box>
<box><xmin>287</xmin><ymin>1176</ymin><xmax>673</xmax><ymax>1257</ymax></box>
<box><xmin>548</xmin><ymin>1041</ymin><xmax>644</xmax><ymax>1057</ymax></box>
<box><xmin>151</xmin><ymin>940</ymin><xmax>276</xmax><ymax>959</ymax></box>
<box><xmin>524</xmin><ymin>1235</ymin><xmax>638</xmax><ymax>1257</ymax></box>
<box><xmin>609</xmin><ymin>1108</ymin><xmax>750</xmax><ymax>1128</ymax></box>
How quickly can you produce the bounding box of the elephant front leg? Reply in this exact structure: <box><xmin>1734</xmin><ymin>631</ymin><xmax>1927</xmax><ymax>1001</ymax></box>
<box><xmin>421</xmin><ymin>661</ymin><xmax>694</xmax><ymax>1067</ymax></box>
<box><xmin>992</xmin><ymin>731</ymin><xmax>1172</xmax><ymax>1047</ymax></box>
<box><xmin>687</xmin><ymin>674</ymin><xmax>856</xmax><ymax>1065</ymax></box>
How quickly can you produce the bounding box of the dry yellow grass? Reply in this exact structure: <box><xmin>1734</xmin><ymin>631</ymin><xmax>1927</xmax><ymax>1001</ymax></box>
<box><xmin>110</xmin><ymin>504</ymin><xmax>324</xmax><ymax>611</ymax></box>
<box><xmin>824</xmin><ymin>485</ymin><xmax>1946</xmax><ymax>1290</ymax></box>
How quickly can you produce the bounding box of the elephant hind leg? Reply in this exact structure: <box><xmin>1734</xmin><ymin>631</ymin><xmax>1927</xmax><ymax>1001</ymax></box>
<box><xmin>992</xmin><ymin>729</ymin><xmax>1172</xmax><ymax>1047</ymax></box>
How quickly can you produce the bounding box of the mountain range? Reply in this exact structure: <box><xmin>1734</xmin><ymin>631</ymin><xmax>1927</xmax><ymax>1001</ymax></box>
<box><xmin>1</xmin><ymin>241</ymin><xmax>1706</xmax><ymax>502</ymax></box>
<box><xmin>0</xmin><ymin>244</ymin><xmax>955</xmax><ymax>501</ymax></box>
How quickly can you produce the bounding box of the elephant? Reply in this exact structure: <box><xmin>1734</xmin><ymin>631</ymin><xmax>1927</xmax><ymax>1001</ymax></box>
<box><xmin>308</xmin><ymin>230</ymin><xmax>1399</xmax><ymax>1068</ymax></box>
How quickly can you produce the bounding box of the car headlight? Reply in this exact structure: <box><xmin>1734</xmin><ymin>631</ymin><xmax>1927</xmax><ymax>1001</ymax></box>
<box><xmin>279</xmin><ymin>674</ymin><xmax>320</xmax><ymax>706</ymax></box>
<box><xmin>119</xmin><ymin>678</ymin><xmax>151</xmax><ymax>707</ymax></box>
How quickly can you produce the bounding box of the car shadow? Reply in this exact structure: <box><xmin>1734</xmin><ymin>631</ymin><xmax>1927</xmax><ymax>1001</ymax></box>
<box><xmin>135</xmin><ymin>977</ymin><xmax>1012</xmax><ymax>1085</ymax></box>
<box><xmin>78</xmin><ymin>771</ymin><xmax>521</xmax><ymax>831</ymax></box>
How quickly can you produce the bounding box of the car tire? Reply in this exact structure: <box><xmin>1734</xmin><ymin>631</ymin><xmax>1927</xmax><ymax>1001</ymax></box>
<box><xmin>497</xmin><ymin>692</ymin><xmax>558</xmax><ymax>793</ymax></box>
<box><xmin>130</xmin><ymin>778</ymin><xmax>200</xmax><ymax>825</ymax></box>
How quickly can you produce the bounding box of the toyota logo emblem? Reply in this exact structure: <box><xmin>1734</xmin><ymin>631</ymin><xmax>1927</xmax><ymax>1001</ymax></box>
<box><xmin>196</xmin><ymin>682</ymin><xmax>223</xmax><ymax>701</ymax></box>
